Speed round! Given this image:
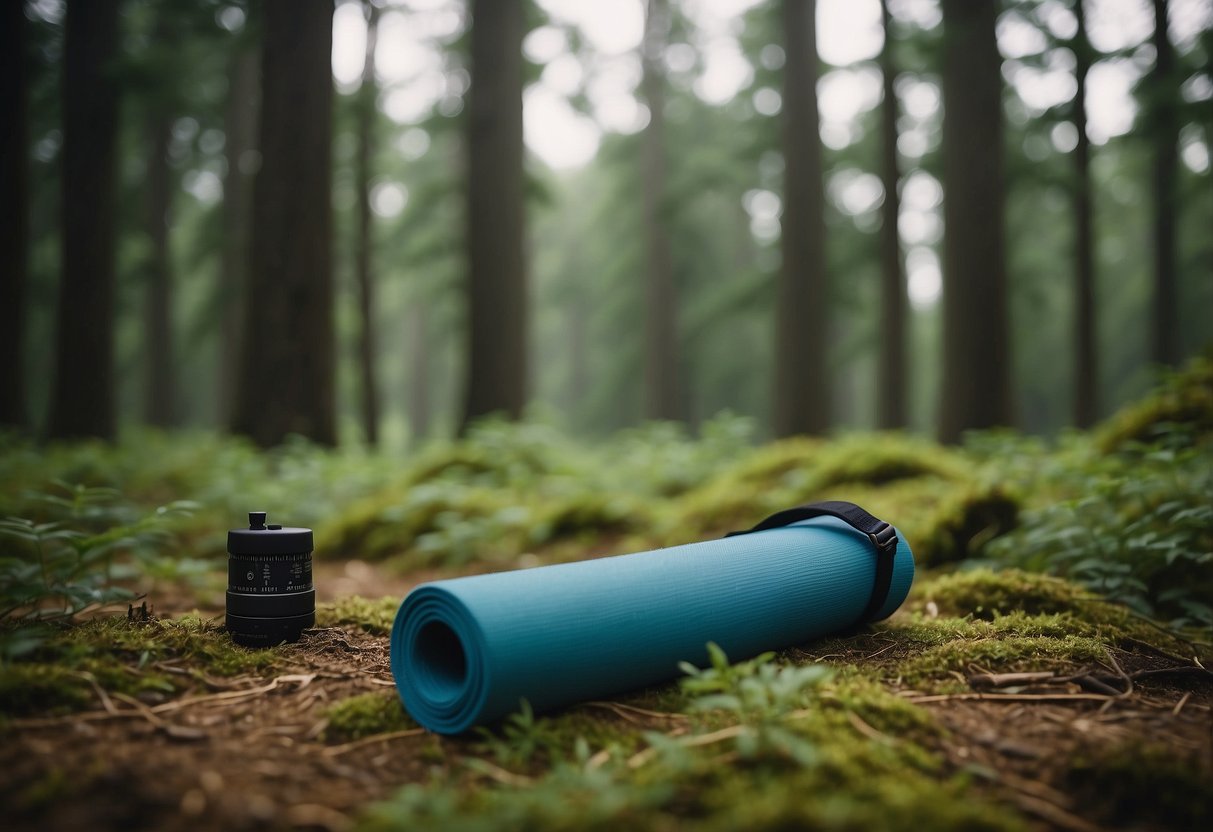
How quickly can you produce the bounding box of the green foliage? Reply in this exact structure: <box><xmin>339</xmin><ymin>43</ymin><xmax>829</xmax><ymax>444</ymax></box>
<box><xmin>473</xmin><ymin>699</ymin><xmax>645</xmax><ymax>770</ymax></box>
<box><xmin>985</xmin><ymin>441</ymin><xmax>1213</xmax><ymax>630</ymax></box>
<box><xmin>0</xmin><ymin>482</ymin><xmax>199</xmax><ymax>623</ymax></box>
<box><xmin>679</xmin><ymin>643</ymin><xmax>830</xmax><ymax>764</ymax></box>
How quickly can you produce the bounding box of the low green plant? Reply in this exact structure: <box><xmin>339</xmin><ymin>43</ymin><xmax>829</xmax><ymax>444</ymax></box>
<box><xmin>987</xmin><ymin>444</ymin><xmax>1213</xmax><ymax>630</ymax></box>
<box><xmin>0</xmin><ymin>484</ymin><xmax>198</xmax><ymax>625</ymax></box>
<box><xmin>678</xmin><ymin>642</ymin><xmax>831</xmax><ymax>764</ymax></box>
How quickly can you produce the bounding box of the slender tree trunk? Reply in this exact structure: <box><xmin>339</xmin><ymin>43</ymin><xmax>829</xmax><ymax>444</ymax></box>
<box><xmin>354</xmin><ymin>2</ymin><xmax>381</xmax><ymax>445</ymax></box>
<box><xmin>938</xmin><ymin>0</ymin><xmax>1012</xmax><ymax>443</ymax></box>
<box><xmin>567</xmin><ymin>294</ymin><xmax>588</xmax><ymax>411</ymax></box>
<box><xmin>876</xmin><ymin>0</ymin><xmax>907</xmax><ymax>430</ymax></box>
<box><xmin>460</xmin><ymin>0</ymin><xmax>527</xmax><ymax>432</ymax></box>
<box><xmin>1072</xmin><ymin>0</ymin><xmax>1097</xmax><ymax>427</ymax></box>
<box><xmin>218</xmin><ymin>46</ymin><xmax>260</xmax><ymax>425</ymax></box>
<box><xmin>144</xmin><ymin>113</ymin><xmax>175</xmax><ymax>427</ymax></box>
<box><xmin>407</xmin><ymin>301</ymin><xmax>430</xmax><ymax>443</ymax></box>
<box><xmin>1150</xmin><ymin>0</ymin><xmax>1179</xmax><ymax>367</ymax></box>
<box><xmin>640</xmin><ymin>0</ymin><xmax>680</xmax><ymax>422</ymax></box>
<box><xmin>0</xmin><ymin>0</ymin><xmax>29</xmax><ymax>430</ymax></box>
<box><xmin>232</xmin><ymin>0</ymin><xmax>336</xmax><ymax>447</ymax></box>
<box><xmin>47</xmin><ymin>0</ymin><xmax>122</xmax><ymax>441</ymax></box>
<box><xmin>774</xmin><ymin>0</ymin><xmax>830</xmax><ymax>437</ymax></box>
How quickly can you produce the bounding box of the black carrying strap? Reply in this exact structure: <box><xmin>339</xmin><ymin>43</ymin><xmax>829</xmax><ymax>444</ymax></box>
<box><xmin>727</xmin><ymin>500</ymin><xmax>899</xmax><ymax>625</ymax></box>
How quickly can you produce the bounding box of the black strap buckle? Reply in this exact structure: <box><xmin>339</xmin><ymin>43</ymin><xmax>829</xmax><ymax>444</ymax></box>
<box><xmin>728</xmin><ymin>500</ymin><xmax>900</xmax><ymax>625</ymax></box>
<box><xmin>868</xmin><ymin>522</ymin><xmax>898</xmax><ymax>558</ymax></box>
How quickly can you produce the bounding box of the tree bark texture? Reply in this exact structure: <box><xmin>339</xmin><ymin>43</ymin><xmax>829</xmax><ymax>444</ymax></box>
<box><xmin>1072</xmin><ymin>0</ymin><xmax>1097</xmax><ymax>427</ymax></box>
<box><xmin>1149</xmin><ymin>0</ymin><xmax>1179</xmax><ymax>367</ymax></box>
<box><xmin>460</xmin><ymin>0</ymin><xmax>528</xmax><ymax>432</ymax></box>
<box><xmin>876</xmin><ymin>0</ymin><xmax>907</xmax><ymax>430</ymax></box>
<box><xmin>218</xmin><ymin>46</ymin><xmax>260</xmax><ymax>425</ymax></box>
<box><xmin>641</xmin><ymin>0</ymin><xmax>681</xmax><ymax>422</ymax></box>
<box><xmin>938</xmin><ymin>0</ymin><xmax>1013</xmax><ymax>443</ymax></box>
<box><xmin>0</xmin><ymin>0</ymin><xmax>29</xmax><ymax>429</ymax></box>
<box><xmin>354</xmin><ymin>1</ymin><xmax>381</xmax><ymax>445</ymax></box>
<box><xmin>47</xmin><ymin>0</ymin><xmax>122</xmax><ymax>441</ymax></box>
<box><xmin>232</xmin><ymin>0</ymin><xmax>336</xmax><ymax>447</ymax></box>
<box><xmin>774</xmin><ymin>0</ymin><xmax>830</xmax><ymax>437</ymax></box>
<box><xmin>144</xmin><ymin>113</ymin><xmax>175</xmax><ymax>427</ymax></box>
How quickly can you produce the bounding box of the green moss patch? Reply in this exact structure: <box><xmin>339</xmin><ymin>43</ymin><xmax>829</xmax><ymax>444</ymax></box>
<box><xmin>0</xmin><ymin>615</ymin><xmax>281</xmax><ymax>718</ymax></box>
<box><xmin>361</xmin><ymin>669</ymin><xmax>1023</xmax><ymax>832</ymax></box>
<box><xmin>325</xmin><ymin>691</ymin><xmax>416</xmax><ymax>741</ymax></box>
<box><xmin>1096</xmin><ymin>356</ymin><xmax>1213</xmax><ymax>452</ymax></box>
<box><xmin>912</xmin><ymin>569</ymin><xmax>1197</xmax><ymax>656</ymax></box>
<box><xmin>317</xmin><ymin>596</ymin><xmax>400</xmax><ymax>636</ymax></box>
<box><xmin>913</xmin><ymin>569</ymin><xmax>1094</xmax><ymax>619</ymax></box>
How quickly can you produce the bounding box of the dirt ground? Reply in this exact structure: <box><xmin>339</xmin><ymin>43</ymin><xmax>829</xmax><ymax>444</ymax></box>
<box><xmin>2</xmin><ymin>567</ymin><xmax>1211</xmax><ymax>832</ymax></box>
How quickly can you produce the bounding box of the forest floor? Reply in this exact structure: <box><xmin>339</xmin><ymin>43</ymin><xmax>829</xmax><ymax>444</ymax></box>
<box><xmin>1</xmin><ymin>562</ymin><xmax>1210</xmax><ymax>832</ymax></box>
<box><xmin>3</xmin><ymin>360</ymin><xmax>1212</xmax><ymax>830</ymax></box>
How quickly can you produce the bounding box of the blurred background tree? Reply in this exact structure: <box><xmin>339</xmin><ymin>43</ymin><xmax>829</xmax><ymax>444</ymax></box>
<box><xmin>6</xmin><ymin>0</ymin><xmax>1211</xmax><ymax>447</ymax></box>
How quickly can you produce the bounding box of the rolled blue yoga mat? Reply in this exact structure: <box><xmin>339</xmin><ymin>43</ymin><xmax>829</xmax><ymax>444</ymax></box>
<box><xmin>390</xmin><ymin>505</ymin><xmax>914</xmax><ymax>734</ymax></box>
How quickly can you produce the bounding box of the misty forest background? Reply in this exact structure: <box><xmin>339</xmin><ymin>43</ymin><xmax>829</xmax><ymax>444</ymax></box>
<box><xmin>2</xmin><ymin>0</ymin><xmax>1210</xmax><ymax>450</ymax></box>
<box><xmin>3</xmin><ymin>2</ymin><xmax>1213</xmax><ymax>829</ymax></box>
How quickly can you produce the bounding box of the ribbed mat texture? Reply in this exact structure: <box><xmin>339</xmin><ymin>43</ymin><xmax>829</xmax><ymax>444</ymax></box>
<box><xmin>390</xmin><ymin>517</ymin><xmax>914</xmax><ymax>733</ymax></box>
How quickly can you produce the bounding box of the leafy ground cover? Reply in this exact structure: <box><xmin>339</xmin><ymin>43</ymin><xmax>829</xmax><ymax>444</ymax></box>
<box><xmin>1</xmin><ymin>358</ymin><xmax>1211</xmax><ymax>831</ymax></box>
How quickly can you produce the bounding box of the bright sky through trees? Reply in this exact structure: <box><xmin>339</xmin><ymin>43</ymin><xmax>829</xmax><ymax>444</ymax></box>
<box><xmin>327</xmin><ymin>0</ymin><xmax>1211</xmax><ymax>312</ymax></box>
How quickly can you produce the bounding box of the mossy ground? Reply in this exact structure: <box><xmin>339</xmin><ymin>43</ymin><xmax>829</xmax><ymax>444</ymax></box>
<box><xmin>1</xmin><ymin>567</ymin><xmax>1208</xmax><ymax>832</ymax></box>
<box><xmin>2</xmin><ymin>364</ymin><xmax>1211</xmax><ymax>830</ymax></box>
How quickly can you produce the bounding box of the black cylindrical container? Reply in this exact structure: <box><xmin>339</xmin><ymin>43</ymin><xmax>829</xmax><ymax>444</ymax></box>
<box><xmin>226</xmin><ymin>511</ymin><xmax>315</xmax><ymax>647</ymax></box>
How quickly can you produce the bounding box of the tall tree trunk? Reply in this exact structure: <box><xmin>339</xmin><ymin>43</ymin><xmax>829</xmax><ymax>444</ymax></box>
<box><xmin>460</xmin><ymin>0</ymin><xmax>527</xmax><ymax>432</ymax></box>
<box><xmin>232</xmin><ymin>0</ymin><xmax>336</xmax><ymax>447</ymax></box>
<box><xmin>876</xmin><ymin>0</ymin><xmax>907</xmax><ymax>430</ymax></box>
<box><xmin>407</xmin><ymin>301</ymin><xmax>430</xmax><ymax>443</ymax></box>
<box><xmin>567</xmin><ymin>294</ymin><xmax>588</xmax><ymax>412</ymax></box>
<box><xmin>1072</xmin><ymin>0</ymin><xmax>1097</xmax><ymax>427</ymax></box>
<box><xmin>1150</xmin><ymin>0</ymin><xmax>1179</xmax><ymax>367</ymax></box>
<box><xmin>144</xmin><ymin>113</ymin><xmax>175</xmax><ymax>427</ymax></box>
<box><xmin>47</xmin><ymin>0</ymin><xmax>122</xmax><ymax>441</ymax></box>
<box><xmin>640</xmin><ymin>0</ymin><xmax>680</xmax><ymax>422</ymax></box>
<box><xmin>774</xmin><ymin>0</ymin><xmax>830</xmax><ymax>437</ymax></box>
<box><xmin>938</xmin><ymin>0</ymin><xmax>1012</xmax><ymax>443</ymax></box>
<box><xmin>0</xmin><ymin>0</ymin><xmax>29</xmax><ymax>430</ymax></box>
<box><xmin>354</xmin><ymin>2</ymin><xmax>381</xmax><ymax>445</ymax></box>
<box><xmin>218</xmin><ymin>46</ymin><xmax>260</xmax><ymax>425</ymax></box>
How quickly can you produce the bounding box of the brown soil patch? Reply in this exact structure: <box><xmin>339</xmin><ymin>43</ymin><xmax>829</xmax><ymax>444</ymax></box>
<box><xmin>0</xmin><ymin>626</ymin><xmax>427</xmax><ymax>832</ymax></box>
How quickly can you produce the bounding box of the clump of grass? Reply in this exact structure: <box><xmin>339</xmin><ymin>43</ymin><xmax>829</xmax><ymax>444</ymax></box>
<box><xmin>325</xmin><ymin>691</ymin><xmax>415</xmax><ymax>741</ymax></box>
